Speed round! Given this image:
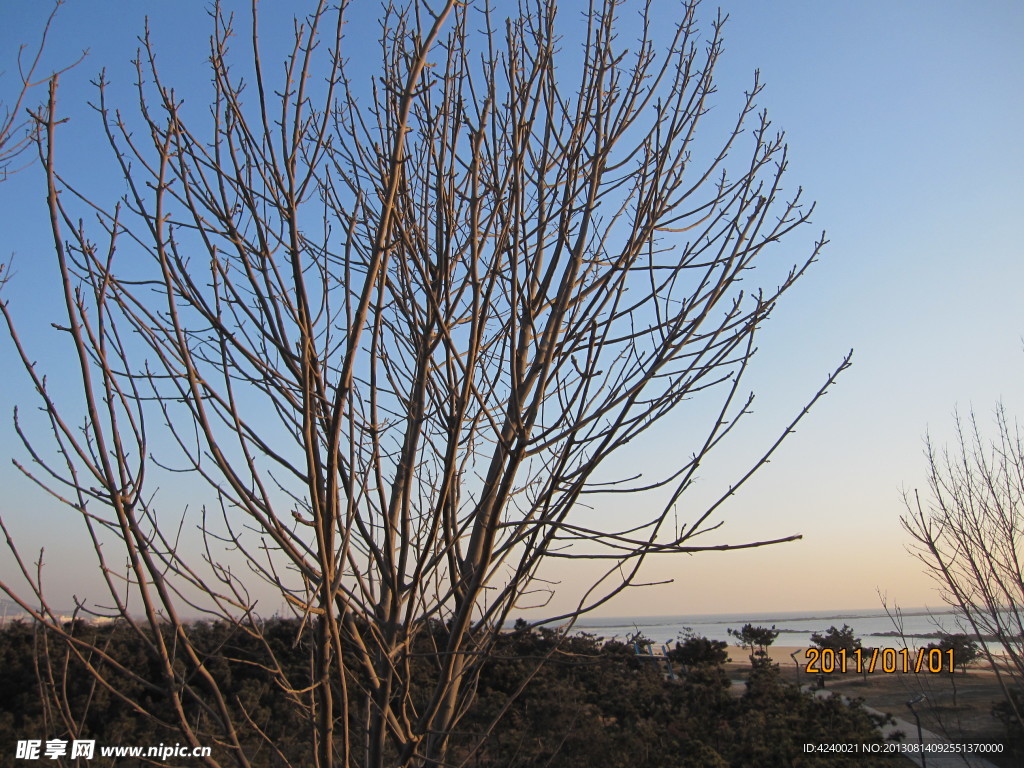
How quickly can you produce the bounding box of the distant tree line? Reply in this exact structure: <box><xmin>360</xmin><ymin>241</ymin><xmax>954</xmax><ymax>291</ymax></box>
<box><xmin>0</xmin><ymin>618</ymin><xmax>903</xmax><ymax>767</ymax></box>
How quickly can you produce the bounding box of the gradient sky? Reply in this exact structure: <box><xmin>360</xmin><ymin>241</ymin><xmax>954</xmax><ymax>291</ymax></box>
<box><xmin>1</xmin><ymin>0</ymin><xmax>1022</xmax><ymax>620</ymax></box>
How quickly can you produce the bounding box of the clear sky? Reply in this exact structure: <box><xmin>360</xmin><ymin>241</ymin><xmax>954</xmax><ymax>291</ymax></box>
<box><xmin>1</xmin><ymin>0</ymin><xmax>1022</xmax><ymax>620</ymax></box>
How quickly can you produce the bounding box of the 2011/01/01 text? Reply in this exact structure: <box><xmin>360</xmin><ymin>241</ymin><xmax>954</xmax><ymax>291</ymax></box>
<box><xmin>804</xmin><ymin>647</ymin><xmax>957</xmax><ymax>674</ymax></box>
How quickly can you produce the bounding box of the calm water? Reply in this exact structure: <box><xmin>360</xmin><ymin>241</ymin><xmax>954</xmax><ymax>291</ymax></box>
<box><xmin>569</xmin><ymin>607</ymin><xmax>975</xmax><ymax>649</ymax></box>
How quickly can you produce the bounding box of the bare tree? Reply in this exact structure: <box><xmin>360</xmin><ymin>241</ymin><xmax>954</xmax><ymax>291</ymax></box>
<box><xmin>0</xmin><ymin>1</ymin><xmax>84</xmax><ymax>181</ymax></box>
<box><xmin>902</xmin><ymin>405</ymin><xmax>1024</xmax><ymax>734</ymax></box>
<box><xmin>1</xmin><ymin>1</ymin><xmax>83</xmax><ymax>302</ymax></box>
<box><xmin>1</xmin><ymin>1</ymin><xmax>848</xmax><ymax>765</ymax></box>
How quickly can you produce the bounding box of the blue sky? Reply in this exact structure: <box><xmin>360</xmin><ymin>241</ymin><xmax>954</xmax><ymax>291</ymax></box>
<box><xmin>1</xmin><ymin>0</ymin><xmax>1022</xmax><ymax>619</ymax></box>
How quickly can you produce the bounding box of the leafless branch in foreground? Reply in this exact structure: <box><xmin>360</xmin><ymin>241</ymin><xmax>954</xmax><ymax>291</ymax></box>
<box><xmin>0</xmin><ymin>1</ymin><xmax>86</xmax><ymax>182</ymax></box>
<box><xmin>1</xmin><ymin>1</ymin><xmax>848</xmax><ymax>765</ymax></box>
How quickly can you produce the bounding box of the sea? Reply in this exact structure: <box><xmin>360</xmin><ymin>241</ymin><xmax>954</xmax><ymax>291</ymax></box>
<box><xmin>566</xmin><ymin>607</ymin><xmax>981</xmax><ymax>650</ymax></box>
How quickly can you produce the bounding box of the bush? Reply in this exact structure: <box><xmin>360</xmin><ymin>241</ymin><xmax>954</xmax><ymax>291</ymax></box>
<box><xmin>0</xmin><ymin>619</ymin><xmax>902</xmax><ymax>767</ymax></box>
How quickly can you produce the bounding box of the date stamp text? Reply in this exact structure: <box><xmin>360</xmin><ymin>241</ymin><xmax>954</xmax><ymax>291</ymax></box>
<box><xmin>804</xmin><ymin>647</ymin><xmax>957</xmax><ymax>675</ymax></box>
